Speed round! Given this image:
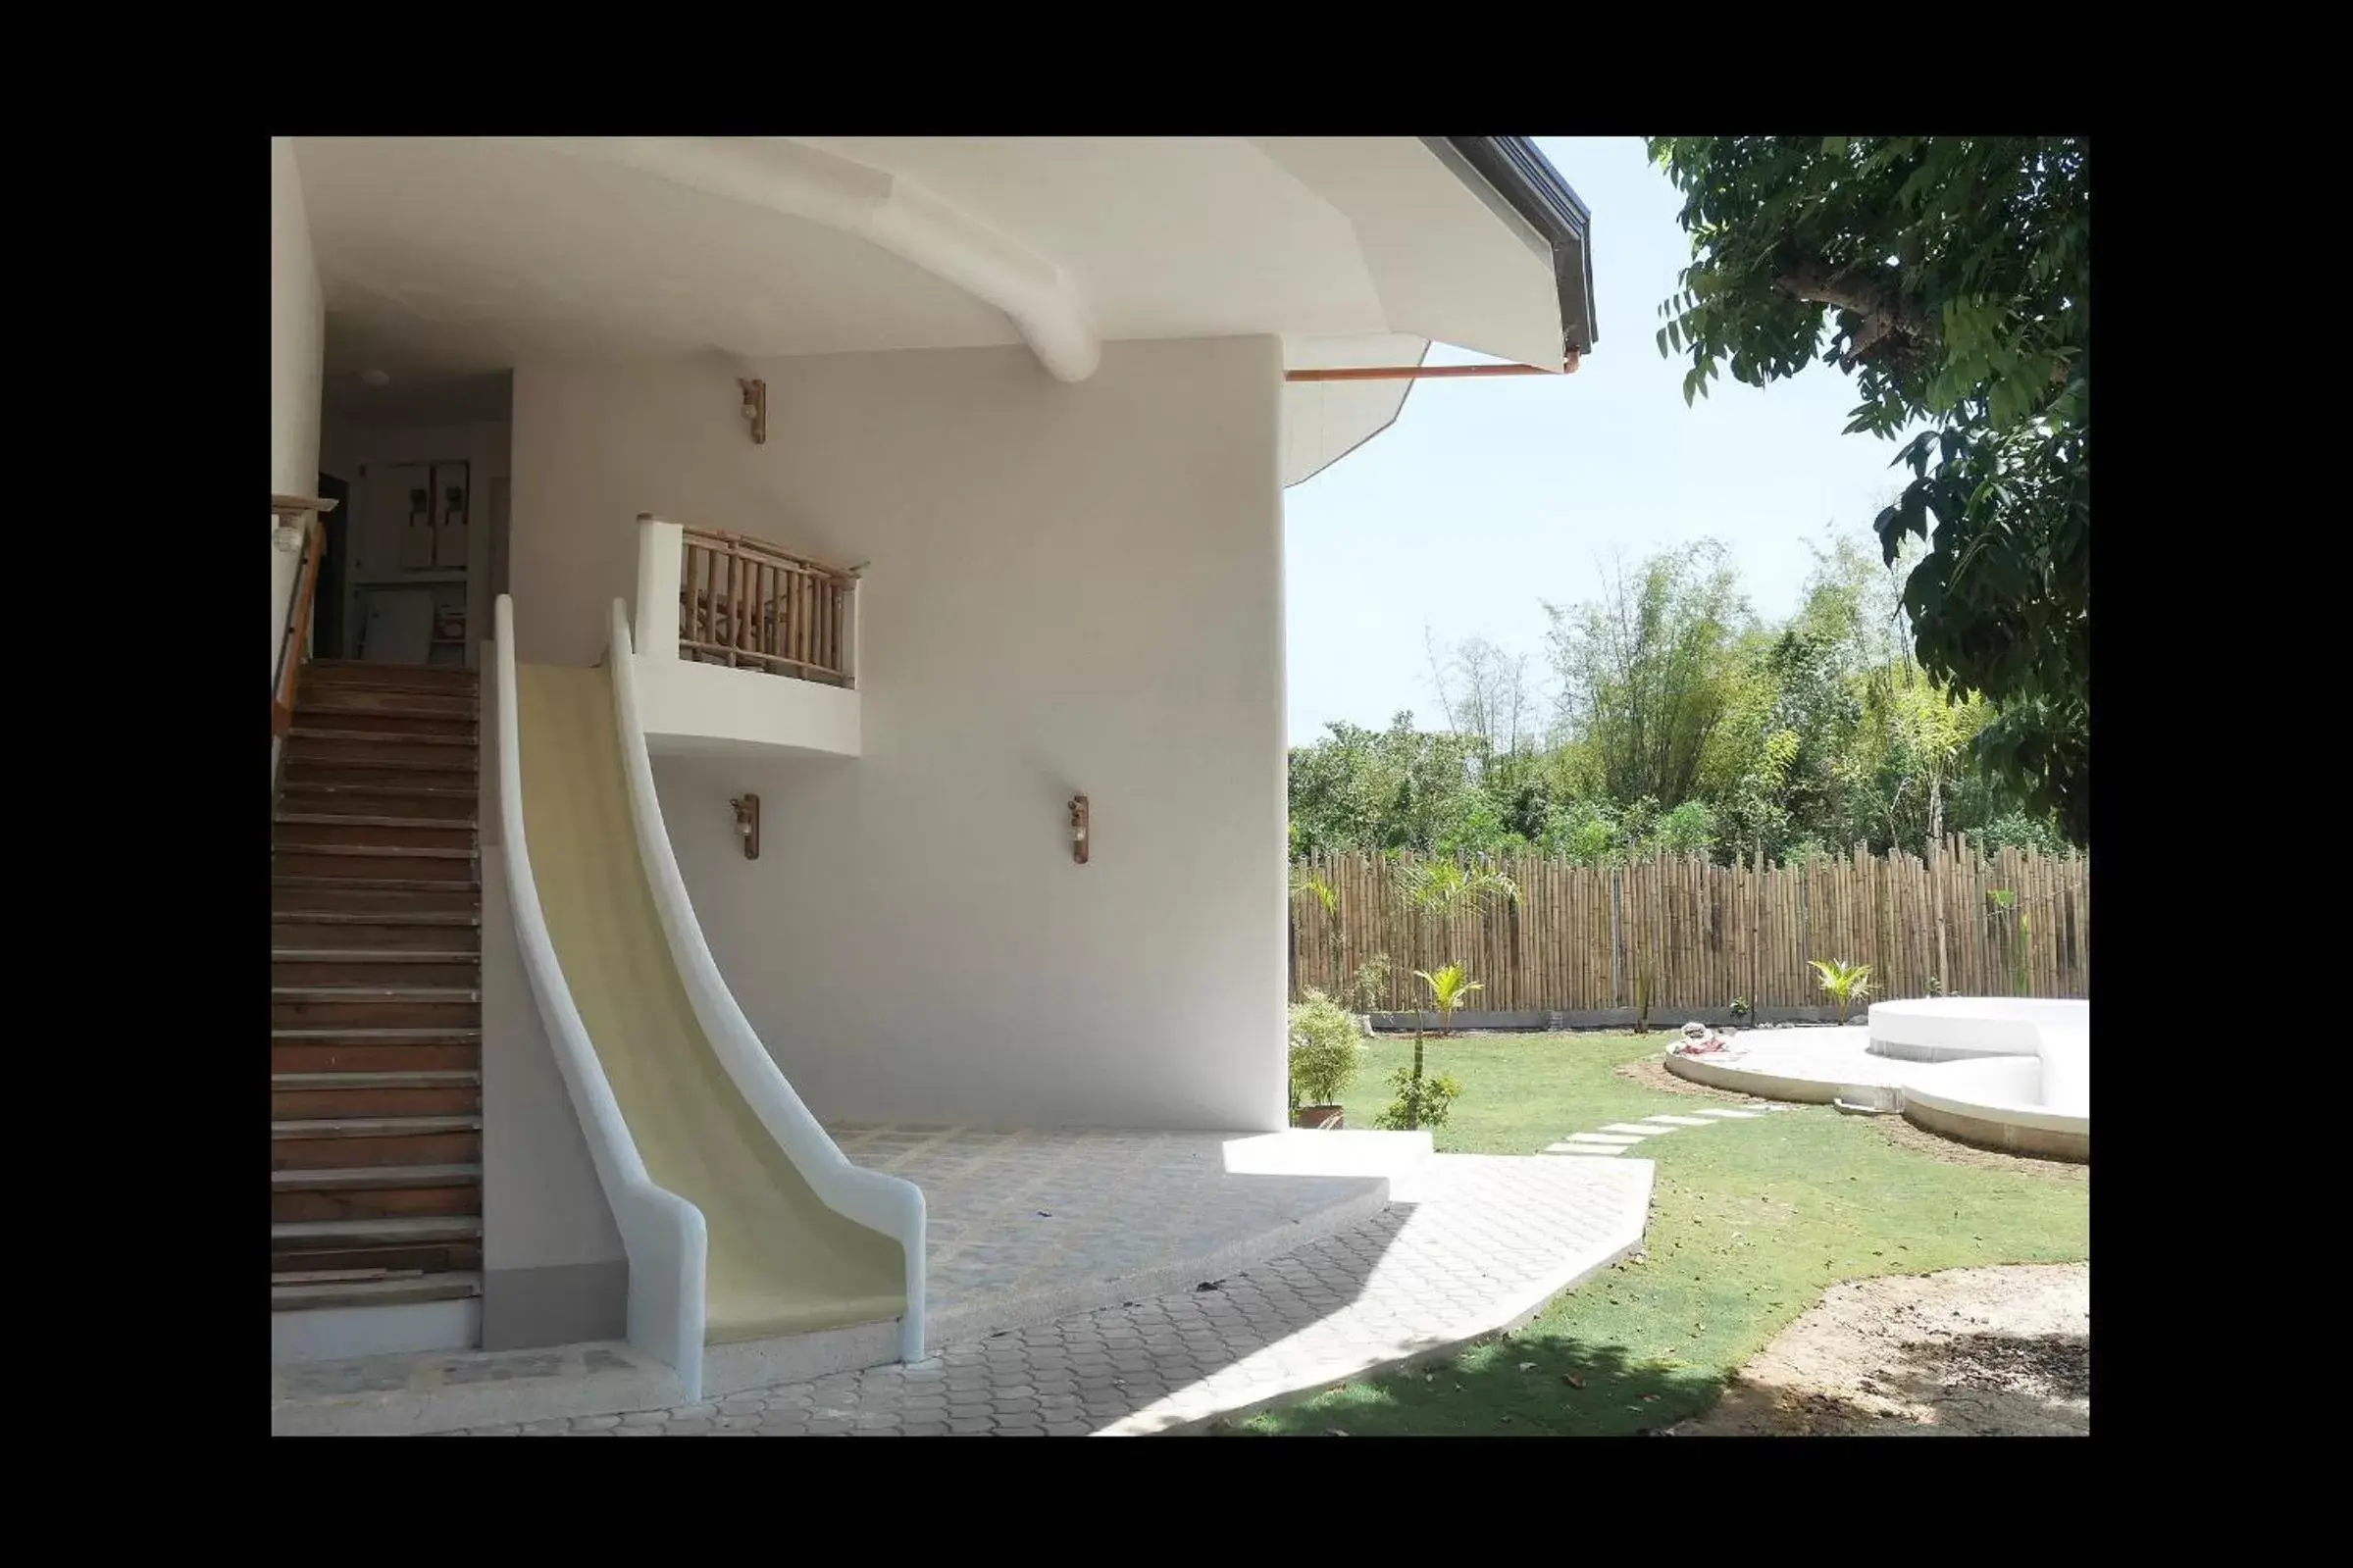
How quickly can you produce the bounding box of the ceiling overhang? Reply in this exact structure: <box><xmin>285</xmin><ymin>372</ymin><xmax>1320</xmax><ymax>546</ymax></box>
<box><xmin>520</xmin><ymin>137</ymin><xmax>1100</xmax><ymax>382</ymax></box>
<box><xmin>292</xmin><ymin>137</ymin><xmax>1589</xmax><ymax>410</ymax></box>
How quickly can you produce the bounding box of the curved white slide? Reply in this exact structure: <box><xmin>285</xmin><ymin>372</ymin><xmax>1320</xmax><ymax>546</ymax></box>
<box><xmin>491</xmin><ymin>595</ymin><xmax>925</xmax><ymax>1399</ymax></box>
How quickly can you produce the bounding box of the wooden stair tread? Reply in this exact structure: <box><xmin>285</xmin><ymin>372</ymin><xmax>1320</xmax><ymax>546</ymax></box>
<box><xmin>272</xmin><ymin>813</ymin><xmax>478</xmax><ymax>831</ymax></box>
<box><xmin>270</xmin><ymin>1027</ymin><xmax>482</xmax><ymax>1042</ymax></box>
<box><xmin>271</xmin><ymin>1162</ymin><xmax>481</xmax><ymax>1189</ymax></box>
<box><xmin>281</xmin><ymin>781</ymin><xmax>479</xmax><ymax>797</ymax></box>
<box><xmin>281</xmin><ymin>754</ymin><xmax>477</xmax><ymax>770</ymax></box>
<box><xmin>273</xmin><ymin>876</ymin><xmax>484</xmax><ymax>892</ymax></box>
<box><xmin>273</xmin><ymin>842</ymin><xmax>477</xmax><ymax>860</ymax></box>
<box><xmin>272</xmin><ymin>948</ymin><xmax>481</xmax><ymax>963</ymax></box>
<box><xmin>287</xmin><ymin>727</ymin><xmax>476</xmax><ymax>744</ymax></box>
<box><xmin>273</xmin><ymin>1270</ymin><xmax>482</xmax><ymax>1310</ymax></box>
<box><xmin>274</xmin><ymin>1071</ymin><xmax>480</xmax><ymax>1088</ymax></box>
<box><xmin>274</xmin><ymin>1215</ymin><xmax>483</xmax><ymax>1242</ymax></box>
<box><xmin>273</xmin><ymin>985</ymin><xmax>480</xmax><ymax>1000</ymax></box>
<box><xmin>297</xmin><ymin>694</ymin><xmax>478</xmax><ymax>712</ymax></box>
<box><xmin>307</xmin><ymin>660</ymin><xmax>477</xmax><ymax>674</ymax></box>
<box><xmin>271</xmin><ymin>910</ymin><xmax>481</xmax><ymax>926</ymax></box>
<box><xmin>273</xmin><ymin>1115</ymin><xmax>482</xmax><ymax>1137</ymax></box>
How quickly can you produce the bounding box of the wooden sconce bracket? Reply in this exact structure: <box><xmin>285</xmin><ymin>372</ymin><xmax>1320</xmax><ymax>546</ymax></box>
<box><xmin>738</xmin><ymin>378</ymin><xmax>768</xmax><ymax>445</ymax></box>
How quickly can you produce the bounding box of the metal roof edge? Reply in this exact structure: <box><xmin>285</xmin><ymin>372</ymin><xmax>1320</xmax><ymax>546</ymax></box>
<box><xmin>1426</xmin><ymin>136</ymin><xmax>1598</xmax><ymax>357</ymax></box>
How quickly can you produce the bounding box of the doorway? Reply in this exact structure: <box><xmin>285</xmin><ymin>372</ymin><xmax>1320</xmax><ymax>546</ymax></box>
<box><xmin>315</xmin><ymin>472</ymin><xmax>350</xmax><ymax>659</ymax></box>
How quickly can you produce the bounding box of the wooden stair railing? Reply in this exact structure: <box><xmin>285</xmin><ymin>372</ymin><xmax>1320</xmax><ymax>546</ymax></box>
<box><xmin>271</xmin><ymin>494</ymin><xmax>337</xmax><ymax>737</ymax></box>
<box><xmin>676</xmin><ymin>525</ymin><xmax>857</xmax><ymax>687</ymax></box>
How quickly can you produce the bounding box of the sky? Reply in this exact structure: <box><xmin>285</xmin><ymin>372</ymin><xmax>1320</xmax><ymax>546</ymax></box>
<box><xmin>1282</xmin><ymin>134</ymin><xmax>1912</xmax><ymax>747</ymax></box>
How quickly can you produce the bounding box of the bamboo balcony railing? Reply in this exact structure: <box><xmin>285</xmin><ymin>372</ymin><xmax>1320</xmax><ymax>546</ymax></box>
<box><xmin>676</xmin><ymin>526</ymin><xmax>857</xmax><ymax>688</ymax></box>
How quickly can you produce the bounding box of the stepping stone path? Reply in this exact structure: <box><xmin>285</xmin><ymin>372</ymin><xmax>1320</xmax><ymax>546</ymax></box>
<box><xmin>1541</xmin><ymin>1103</ymin><xmax>1778</xmax><ymax>1157</ymax></box>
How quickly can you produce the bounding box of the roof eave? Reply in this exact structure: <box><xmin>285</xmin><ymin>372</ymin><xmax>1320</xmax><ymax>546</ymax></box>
<box><xmin>1427</xmin><ymin>136</ymin><xmax>1598</xmax><ymax>359</ymax></box>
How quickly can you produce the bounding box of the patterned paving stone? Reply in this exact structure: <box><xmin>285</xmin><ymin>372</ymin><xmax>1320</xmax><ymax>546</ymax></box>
<box><xmin>454</xmin><ymin>1152</ymin><xmax>1647</xmax><ymax>1439</ymax></box>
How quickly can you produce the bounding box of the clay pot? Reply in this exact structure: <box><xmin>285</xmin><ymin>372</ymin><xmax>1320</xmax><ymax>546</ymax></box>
<box><xmin>1292</xmin><ymin>1104</ymin><xmax>1346</xmax><ymax>1130</ymax></box>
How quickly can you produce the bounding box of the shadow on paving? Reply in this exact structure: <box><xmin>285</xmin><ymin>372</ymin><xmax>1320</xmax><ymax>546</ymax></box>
<box><xmin>1209</xmin><ymin>1333</ymin><xmax>1723</xmax><ymax>1438</ymax></box>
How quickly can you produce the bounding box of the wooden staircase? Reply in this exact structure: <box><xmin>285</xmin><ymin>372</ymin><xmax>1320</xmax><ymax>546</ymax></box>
<box><xmin>273</xmin><ymin>660</ymin><xmax>485</xmax><ymax>1323</ymax></box>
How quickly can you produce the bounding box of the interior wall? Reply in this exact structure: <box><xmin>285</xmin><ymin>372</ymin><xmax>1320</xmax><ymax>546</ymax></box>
<box><xmin>317</xmin><ymin>411</ymin><xmax>511</xmax><ymax>666</ymax></box>
<box><xmin>270</xmin><ymin>138</ymin><xmax>324</xmax><ymax>684</ymax></box>
<box><xmin>508</xmin><ymin>337</ymin><xmax>1289</xmax><ymax>1132</ymax></box>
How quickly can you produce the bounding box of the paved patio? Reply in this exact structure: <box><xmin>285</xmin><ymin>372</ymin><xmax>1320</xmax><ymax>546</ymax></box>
<box><xmin>276</xmin><ymin>1127</ymin><xmax>1655</xmax><ymax>1436</ymax></box>
<box><xmin>446</xmin><ymin>1150</ymin><xmax>1652</xmax><ymax>1436</ymax></box>
<box><xmin>829</xmin><ymin>1124</ymin><xmax>1400</xmax><ymax>1346</ymax></box>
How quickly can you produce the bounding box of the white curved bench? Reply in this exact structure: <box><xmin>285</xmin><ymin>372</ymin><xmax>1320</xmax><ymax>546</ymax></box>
<box><xmin>1870</xmin><ymin>998</ymin><xmax>2090</xmax><ymax>1161</ymax></box>
<box><xmin>1869</xmin><ymin>997</ymin><xmax>2088</xmax><ymax>1062</ymax></box>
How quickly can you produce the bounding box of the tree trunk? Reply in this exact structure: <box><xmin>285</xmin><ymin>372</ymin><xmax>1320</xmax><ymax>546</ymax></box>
<box><xmin>1408</xmin><ymin>1032</ymin><xmax>1427</xmax><ymax>1131</ymax></box>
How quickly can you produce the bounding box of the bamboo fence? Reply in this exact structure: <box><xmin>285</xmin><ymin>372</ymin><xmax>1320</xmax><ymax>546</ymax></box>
<box><xmin>1289</xmin><ymin>838</ymin><xmax>2088</xmax><ymax>1014</ymax></box>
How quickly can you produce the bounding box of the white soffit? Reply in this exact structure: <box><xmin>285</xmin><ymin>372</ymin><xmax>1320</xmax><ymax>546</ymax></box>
<box><xmin>1250</xmin><ymin>138</ymin><xmax>1566</xmax><ymax>372</ymax></box>
<box><xmin>293</xmin><ymin>137</ymin><xmax>1563</xmax><ymax>385</ymax></box>
<box><xmin>1281</xmin><ymin>334</ymin><xmax>1430</xmax><ymax>489</ymax></box>
<box><xmin>297</xmin><ymin>136</ymin><xmax>1023</xmax><ymax>378</ymax></box>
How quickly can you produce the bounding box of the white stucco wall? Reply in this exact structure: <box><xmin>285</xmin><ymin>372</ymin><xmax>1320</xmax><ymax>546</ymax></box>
<box><xmin>271</xmin><ymin>138</ymin><xmax>324</xmax><ymax>683</ymax></box>
<box><xmin>507</xmin><ymin>337</ymin><xmax>1289</xmax><ymax>1132</ymax></box>
<box><xmin>473</xmin><ymin>645</ymin><xmax>631</xmax><ymax>1345</ymax></box>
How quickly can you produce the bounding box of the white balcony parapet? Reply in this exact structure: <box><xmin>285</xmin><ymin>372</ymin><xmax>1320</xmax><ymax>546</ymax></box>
<box><xmin>631</xmin><ymin>514</ymin><xmax>861</xmax><ymax>759</ymax></box>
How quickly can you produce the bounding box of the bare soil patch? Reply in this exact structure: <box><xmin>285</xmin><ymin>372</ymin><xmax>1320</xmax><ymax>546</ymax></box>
<box><xmin>1670</xmin><ymin>1263</ymin><xmax>2088</xmax><ymax>1437</ymax></box>
<box><xmin>1612</xmin><ymin>1054</ymin><xmax>1774</xmax><ymax>1104</ymax></box>
<box><xmin>1863</xmin><ymin>1110</ymin><xmax>2090</xmax><ymax>1184</ymax></box>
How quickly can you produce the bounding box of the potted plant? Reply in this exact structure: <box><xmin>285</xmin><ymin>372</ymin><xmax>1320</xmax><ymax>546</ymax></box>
<box><xmin>1288</xmin><ymin>988</ymin><xmax>1364</xmax><ymax>1129</ymax></box>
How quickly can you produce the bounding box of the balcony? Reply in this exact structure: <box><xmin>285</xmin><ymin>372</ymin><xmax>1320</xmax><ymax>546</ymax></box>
<box><xmin>630</xmin><ymin>515</ymin><xmax>861</xmax><ymax>759</ymax></box>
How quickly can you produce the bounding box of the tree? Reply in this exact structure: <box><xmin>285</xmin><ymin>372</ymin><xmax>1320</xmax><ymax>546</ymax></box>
<box><xmin>1284</xmin><ymin>530</ymin><xmax>2076</xmax><ymax>868</ymax></box>
<box><xmin>1287</xmin><ymin>714</ymin><xmax>1488</xmax><ymax>856</ymax></box>
<box><xmin>1647</xmin><ymin>137</ymin><xmax>2088</xmax><ymax>843</ymax></box>
<box><xmin>1545</xmin><ymin>541</ymin><xmax>1753</xmax><ymax>811</ymax></box>
<box><xmin>1426</xmin><ymin>631</ymin><xmax>1536</xmax><ymax>762</ymax></box>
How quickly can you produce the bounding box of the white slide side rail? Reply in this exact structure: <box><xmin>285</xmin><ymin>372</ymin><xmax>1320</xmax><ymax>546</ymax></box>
<box><xmin>492</xmin><ymin>595</ymin><xmax>711</xmax><ymax>1398</ymax></box>
<box><xmin>605</xmin><ymin>599</ymin><xmax>928</xmax><ymax>1360</ymax></box>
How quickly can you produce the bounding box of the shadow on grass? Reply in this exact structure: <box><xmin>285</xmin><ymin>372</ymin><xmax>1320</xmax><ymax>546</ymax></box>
<box><xmin>1212</xmin><ymin>1332</ymin><xmax>1725</xmax><ymax>1438</ymax></box>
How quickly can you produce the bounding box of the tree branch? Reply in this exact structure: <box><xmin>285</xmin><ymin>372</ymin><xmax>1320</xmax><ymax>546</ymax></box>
<box><xmin>1772</xmin><ymin>265</ymin><xmax>1931</xmax><ymax>366</ymax></box>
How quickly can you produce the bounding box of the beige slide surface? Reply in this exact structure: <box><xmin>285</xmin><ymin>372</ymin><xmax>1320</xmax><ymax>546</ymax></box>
<box><xmin>516</xmin><ymin>663</ymin><xmax>904</xmax><ymax>1342</ymax></box>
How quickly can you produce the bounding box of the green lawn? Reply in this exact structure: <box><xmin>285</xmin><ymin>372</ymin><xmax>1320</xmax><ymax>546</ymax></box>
<box><xmin>1234</xmin><ymin>1031</ymin><xmax>2089</xmax><ymax>1436</ymax></box>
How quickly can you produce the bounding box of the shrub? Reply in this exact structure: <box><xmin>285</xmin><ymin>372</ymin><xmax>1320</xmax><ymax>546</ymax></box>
<box><xmin>1373</xmin><ymin>1067</ymin><xmax>1463</xmax><ymax>1132</ymax></box>
<box><xmin>1288</xmin><ymin>988</ymin><xmax>1364</xmax><ymax>1107</ymax></box>
<box><xmin>1343</xmin><ymin>953</ymin><xmax>1392</xmax><ymax>1017</ymax></box>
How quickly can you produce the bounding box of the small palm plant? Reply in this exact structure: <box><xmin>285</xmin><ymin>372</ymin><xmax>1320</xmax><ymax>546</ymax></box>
<box><xmin>1376</xmin><ymin>963</ymin><xmax>1484</xmax><ymax>1134</ymax></box>
<box><xmin>1809</xmin><ymin>958</ymin><xmax>1873</xmax><ymax>1024</ymax></box>
<box><xmin>1414</xmin><ymin>962</ymin><xmax>1483</xmax><ymax>1037</ymax></box>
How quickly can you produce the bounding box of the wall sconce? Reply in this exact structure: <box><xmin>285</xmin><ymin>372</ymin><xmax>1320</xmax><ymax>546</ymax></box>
<box><xmin>272</xmin><ymin>519</ymin><xmax>306</xmax><ymax>553</ymax></box>
<box><xmin>738</xmin><ymin>378</ymin><xmax>767</xmax><ymax>445</ymax></box>
<box><xmin>1068</xmin><ymin>793</ymin><xmax>1090</xmax><ymax>865</ymax></box>
<box><xmin>731</xmin><ymin>793</ymin><xmax>761</xmax><ymax>860</ymax></box>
